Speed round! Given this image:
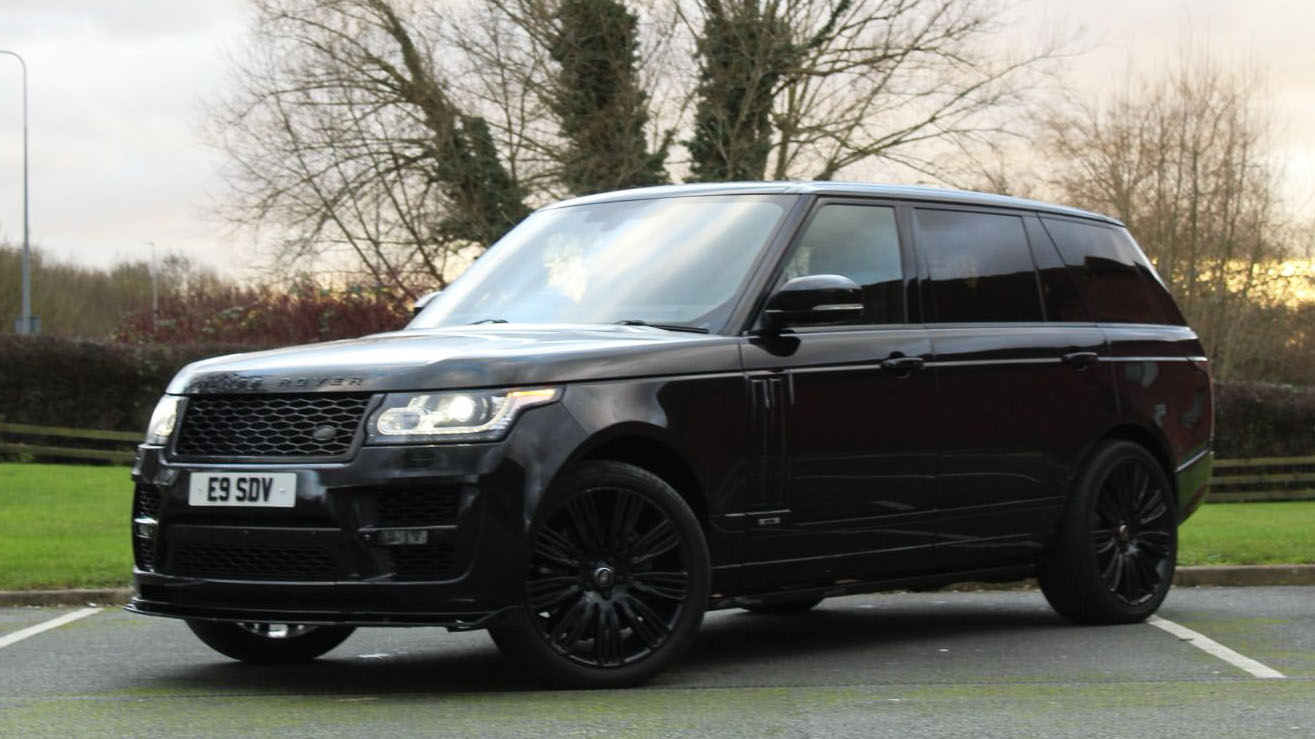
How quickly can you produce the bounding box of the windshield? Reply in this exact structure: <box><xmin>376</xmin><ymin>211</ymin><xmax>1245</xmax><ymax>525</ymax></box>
<box><xmin>410</xmin><ymin>194</ymin><xmax>794</xmax><ymax>332</ymax></box>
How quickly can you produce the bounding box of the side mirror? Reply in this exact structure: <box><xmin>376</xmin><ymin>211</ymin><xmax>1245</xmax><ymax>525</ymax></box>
<box><xmin>764</xmin><ymin>275</ymin><xmax>863</xmax><ymax>327</ymax></box>
<box><xmin>412</xmin><ymin>290</ymin><xmax>441</xmax><ymax>316</ymax></box>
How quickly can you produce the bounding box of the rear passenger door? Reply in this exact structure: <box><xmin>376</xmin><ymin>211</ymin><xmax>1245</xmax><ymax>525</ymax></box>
<box><xmin>1039</xmin><ymin>216</ymin><xmax>1211</xmax><ymax>504</ymax></box>
<box><xmin>914</xmin><ymin>207</ymin><xmax>1119</xmax><ymax>570</ymax></box>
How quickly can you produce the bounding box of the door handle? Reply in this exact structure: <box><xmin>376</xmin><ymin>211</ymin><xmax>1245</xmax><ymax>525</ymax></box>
<box><xmin>881</xmin><ymin>356</ymin><xmax>925</xmax><ymax>372</ymax></box>
<box><xmin>1061</xmin><ymin>351</ymin><xmax>1099</xmax><ymax>368</ymax></box>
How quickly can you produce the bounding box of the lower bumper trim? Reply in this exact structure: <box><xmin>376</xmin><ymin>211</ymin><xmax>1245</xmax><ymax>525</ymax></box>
<box><xmin>125</xmin><ymin>598</ymin><xmax>514</xmax><ymax>630</ymax></box>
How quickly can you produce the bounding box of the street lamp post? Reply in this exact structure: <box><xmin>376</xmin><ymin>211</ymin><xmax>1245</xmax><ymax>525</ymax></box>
<box><xmin>0</xmin><ymin>49</ymin><xmax>34</xmax><ymax>335</ymax></box>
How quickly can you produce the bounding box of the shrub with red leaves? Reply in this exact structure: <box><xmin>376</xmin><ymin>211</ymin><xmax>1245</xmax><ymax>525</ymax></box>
<box><xmin>112</xmin><ymin>282</ymin><xmax>412</xmax><ymax>346</ymax></box>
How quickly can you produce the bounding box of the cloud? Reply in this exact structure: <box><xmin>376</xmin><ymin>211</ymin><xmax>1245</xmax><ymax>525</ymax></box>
<box><xmin>0</xmin><ymin>0</ymin><xmax>254</xmax><ymax>273</ymax></box>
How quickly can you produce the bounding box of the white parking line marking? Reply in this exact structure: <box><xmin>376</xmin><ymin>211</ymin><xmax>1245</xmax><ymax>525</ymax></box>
<box><xmin>1148</xmin><ymin>615</ymin><xmax>1286</xmax><ymax>679</ymax></box>
<box><xmin>0</xmin><ymin>607</ymin><xmax>101</xmax><ymax>650</ymax></box>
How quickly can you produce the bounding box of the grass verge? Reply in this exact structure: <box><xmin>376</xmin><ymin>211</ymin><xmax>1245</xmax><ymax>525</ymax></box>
<box><xmin>0</xmin><ymin>462</ymin><xmax>132</xmax><ymax>589</ymax></box>
<box><xmin>1178</xmin><ymin>500</ymin><xmax>1315</xmax><ymax>566</ymax></box>
<box><xmin>0</xmin><ymin>462</ymin><xmax>1311</xmax><ymax>590</ymax></box>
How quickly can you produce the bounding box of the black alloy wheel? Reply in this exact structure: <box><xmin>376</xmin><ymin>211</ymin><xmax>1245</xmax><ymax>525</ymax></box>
<box><xmin>489</xmin><ymin>461</ymin><xmax>710</xmax><ymax>688</ymax></box>
<box><xmin>186</xmin><ymin>620</ymin><xmax>355</xmax><ymax>664</ymax></box>
<box><xmin>1092</xmin><ymin>457</ymin><xmax>1175</xmax><ymax>606</ymax></box>
<box><xmin>1040</xmin><ymin>440</ymin><xmax>1177</xmax><ymax>624</ymax></box>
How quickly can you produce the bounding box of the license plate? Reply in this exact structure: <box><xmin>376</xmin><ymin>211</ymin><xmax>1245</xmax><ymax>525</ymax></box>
<box><xmin>189</xmin><ymin>472</ymin><xmax>297</xmax><ymax>508</ymax></box>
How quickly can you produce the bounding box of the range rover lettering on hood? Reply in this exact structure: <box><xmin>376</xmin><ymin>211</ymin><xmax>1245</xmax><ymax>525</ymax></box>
<box><xmin>186</xmin><ymin>373</ymin><xmax>366</xmax><ymax>394</ymax></box>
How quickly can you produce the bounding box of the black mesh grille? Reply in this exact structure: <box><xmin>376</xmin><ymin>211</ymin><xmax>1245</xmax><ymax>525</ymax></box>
<box><xmin>133</xmin><ymin>483</ymin><xmax>162</xmax><ymax>520</ymax></box>
<box><xmin>374</xmin><ymin>487</ymin><xmax>463</xmax><ymax>527</ymax></box>
<box><xmin>175</xmin><ymin>394</ymin><xmax>371</xmax><ymax>459</ymax></box>
<box><xmin>133</xmin><ymin>538</ymin><xmax>158</xmax><ymax>571</ymax></box>
<box><xmin>389</xmin><ymin>544</ymin><xmax>456</xmax><ymax>580</ymax></box>
<box><xmin>167</xmin><ymin>542</ymin><xmax>338</xmax><ymax>580</ymax></box>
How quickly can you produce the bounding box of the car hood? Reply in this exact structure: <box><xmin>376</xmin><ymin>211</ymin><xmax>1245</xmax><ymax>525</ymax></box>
<box><xmin>167</xmin><ymin>324</ymin><xmax>741</xmax><ymax>395</ymax></box>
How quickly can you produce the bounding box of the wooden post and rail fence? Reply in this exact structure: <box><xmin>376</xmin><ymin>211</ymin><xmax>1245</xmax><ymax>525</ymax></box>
<box><xmin>1</xmin><ymin>421</ymin><xmax>1313</xmax><ymax>503</ymax></box>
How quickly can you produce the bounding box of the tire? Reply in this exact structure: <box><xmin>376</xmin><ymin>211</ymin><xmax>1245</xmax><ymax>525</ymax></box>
<box><xmin>489</xmin><ymin>461</ymin><xmax>711</xmax><ymax>689</ymax></box>
<box><xmin>741</xmin><ymin>597</ymin><xmax>824</xmax><ymax>614</ymax></box>
<box><xmin>1039</xmin><ymin>440</ymin><xmax>1177</xmax><ymax>625</ymax></box>
<box><xmin>186</xmin><ymin>621</ymin><xmax>355</xmax><ymax>664</ymax></box>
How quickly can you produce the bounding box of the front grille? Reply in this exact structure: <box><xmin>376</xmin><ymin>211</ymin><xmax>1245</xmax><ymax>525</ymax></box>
<box><xmin>374</xmin><ymin>486</ymin><xmax>463</xmax><ymax>527</ymax></box>
<box><xmin>133</xmin><ymin>483</ymin><xmax>162</xmax><ymax>520</ymax></box>
<box><xmin>167</xmin><ymin>542</ymin><xmax>339</xmax><ymax>580</ymax></box>
<box><xmin>175</xmin><ymin>394</ymin><xmax>371</xmax><ymax>459</ymax></box>
<box><xmin>389</xmin><ymin>544</ymin><xmax>456</xmax><ymax>580</ymax></box>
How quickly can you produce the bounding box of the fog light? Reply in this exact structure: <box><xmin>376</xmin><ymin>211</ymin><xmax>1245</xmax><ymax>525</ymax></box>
<box><xmin>133</xmin><ymin>518</ymin><xmax>158</xmax><ymax>539</ymax></box>
<box><xmin>377</xmin><ymin>529</ymin><xmax>429</xmax><ymax>546</ymax></box>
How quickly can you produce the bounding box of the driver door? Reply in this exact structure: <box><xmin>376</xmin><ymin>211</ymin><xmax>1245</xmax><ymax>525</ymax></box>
<box><xmin>739</xmin><ymin>200</ymin><xmax>938</xmax><ymax>588</ymax></box>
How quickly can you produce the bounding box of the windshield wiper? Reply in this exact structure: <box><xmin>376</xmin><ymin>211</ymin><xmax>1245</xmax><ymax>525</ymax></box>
<box><xmin>469</xmin><ymin>318</ymin><xmax>509</xmax><ymax>324</ymax></box>
<box><xmin>615</xmin><ymin>319</ymin><xmax>710</xmax><ymax>334</ymax></box>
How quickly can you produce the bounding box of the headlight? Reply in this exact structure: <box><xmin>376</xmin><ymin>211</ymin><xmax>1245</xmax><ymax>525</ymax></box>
<box><xmin>145</xmin><ymin>395</ymin><xmax>181</xmax><ymax>444</ymax></box>
<box><xmin>368</xmin><ymin>387</ymin><xmax>559</xmax><ymax>443</ymax></box>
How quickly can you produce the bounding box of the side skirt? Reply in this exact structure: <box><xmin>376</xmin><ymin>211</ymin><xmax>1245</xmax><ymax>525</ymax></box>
<box><xmin>708</xmin><ymin>564</ymin><xmax>1037</xmax><ymax>611</ymax></box>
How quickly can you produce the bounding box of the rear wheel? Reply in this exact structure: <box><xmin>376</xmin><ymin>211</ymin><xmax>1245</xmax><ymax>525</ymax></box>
<box><xmin>489</xmin><ymin>461</ymin><xmax>710</xmax><ymax>689</ymax></box>
<box><xmin>186</xmin><ymin>621</ymin><xmax>355</xmax><ymax>664</ymax></box>
<box><xmin>1039</xmin><ymin>441</ymin><xmax>1177</xmax><ymax>624</ymax></box>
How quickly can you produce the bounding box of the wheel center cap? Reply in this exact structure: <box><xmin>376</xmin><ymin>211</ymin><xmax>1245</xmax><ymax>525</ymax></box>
<box><xmin>1117</xmin><ymin>524</ymin><xmax>1131</xmax><ymax>543</ymax></box>
<box><xmin>593</xmin><ymin>566</ymin><xmax>615</xmax><ymax>589</ymax></box>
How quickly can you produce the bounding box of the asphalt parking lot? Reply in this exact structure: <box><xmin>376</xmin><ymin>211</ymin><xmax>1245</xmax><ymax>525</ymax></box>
<box><xmin>0</xmin><ymin>587</ymin><xmax>1312</xmax><ymax>738</ymax></box>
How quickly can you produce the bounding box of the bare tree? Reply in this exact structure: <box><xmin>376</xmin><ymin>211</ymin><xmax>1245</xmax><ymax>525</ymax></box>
<box><xmin>212</xmin><ymin>0</ymin><xmax>1066</xmax><ymax>291</ymax></box>
<box><xmin>212</xmin><ymin>0</ymin><xmax>527</xmax><ymax>295</ymax></box>
<box><xmin>1044</xmin><ymin>50</ymin><xmax>1302</xmax><ymax>379</ymax></box>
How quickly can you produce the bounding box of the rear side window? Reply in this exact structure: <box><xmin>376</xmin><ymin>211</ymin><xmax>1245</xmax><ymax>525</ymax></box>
<box><xmin>915</xmin><ymin>209</ymin><xmax>1043</xmax><ymax>323</ymax></box>
<box><xmin>1040</xmin><ymin>218</ymin><xmax>1185</xmax><ymax>325</ymax></box>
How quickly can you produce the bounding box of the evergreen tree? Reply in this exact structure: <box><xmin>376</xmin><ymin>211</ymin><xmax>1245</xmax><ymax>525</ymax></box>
<box><xmin>437</xmin><ymin>115</ymin><xmax>531</xmax><ymax>245</ymax></box>
<box><xmin>686</xmin><ymin>0</ymin><xmax>798</xmax><ymax>182</ymax></box>
<box><xmin>550</xmin><ymin>0</ymin><xmax>668</xmax><ymax>194</ymax></box>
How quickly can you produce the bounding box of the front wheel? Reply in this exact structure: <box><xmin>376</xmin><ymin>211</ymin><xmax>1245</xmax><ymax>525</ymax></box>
<box><xmin>186</xmin><ymin>621</ymin><xmax>355</xmax><ymax>664</ymax></box>
<box><xmin>1039</xmin><ymin>441</ymin><xmax>1177</xmax><ymax>624</ymax></box>
<box><xmin>489</xmin><ymin>461</ymin><xmax>710</xmax><ymax>689</ymax></box>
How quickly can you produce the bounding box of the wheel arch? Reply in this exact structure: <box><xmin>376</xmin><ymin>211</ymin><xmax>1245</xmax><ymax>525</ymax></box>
<box><xmin>1084</xmin><ymin>423</ymin><xmax>1178</xmax><ymax>505</ymax></box>
<box><xmin>562</xmin><ymin>425</ymin><xmax>709</xmax><ymax>530</ymax></box>
<box><xmin>1104</xmin><ymin>423</ymin><xmax>1178</xmax><ymax>497</ymax></box>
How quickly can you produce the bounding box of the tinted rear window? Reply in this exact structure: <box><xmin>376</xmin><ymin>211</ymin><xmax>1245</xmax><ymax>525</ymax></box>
<box><xmin>915</xmin><ymin>209</ymin><xmax>1043</xmax><ymax>323</ymax></box>
<box><xmin>1040</xmin><ymin>218</ymin><xmax>1185</xmax><ymax>325</ymax></box>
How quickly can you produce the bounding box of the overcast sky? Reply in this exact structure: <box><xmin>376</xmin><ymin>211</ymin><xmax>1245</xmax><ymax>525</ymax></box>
<box><xmin>1</xmin><ymin>0</ymin><xmax>1312</xmax><ymax>277</ymax></box>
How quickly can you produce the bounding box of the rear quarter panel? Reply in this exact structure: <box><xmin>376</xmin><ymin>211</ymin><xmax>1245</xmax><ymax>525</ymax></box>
<box><xmin>1102</xmin><ymin>324</ymin><xmax>1214</xmax><ymax>520</ymax></box>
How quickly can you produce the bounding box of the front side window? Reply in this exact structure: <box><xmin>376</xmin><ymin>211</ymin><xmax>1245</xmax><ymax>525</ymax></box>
<box><xmin>915</xmin><ymin>209</ymin><xmax>1043</xmax><ymax>323</ymax></box>
<box><xmin>411</xmin><ymin>195</ymin><xmax>794</xmax><ymax>331</ymax></box>
<box><xmin>779</xmin><ymin>204</ymin><xmax>905</xmax><ymax>324</ymax></box>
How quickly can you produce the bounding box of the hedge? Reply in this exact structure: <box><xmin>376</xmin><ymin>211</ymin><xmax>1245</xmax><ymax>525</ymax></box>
<box><xmin>0</xmin><ymin>335</ymin><xmax>256</xmax><ymax>432</ymax></box>
<box><xmin>1213</xmin><ymin>381</ymin><xmax>1315</xmax><ymax>459</ymax></box>
<box><xmin>1</xmin><ymin>335</ymin><xmax>1313</xmax><ymax>458</ymax></box>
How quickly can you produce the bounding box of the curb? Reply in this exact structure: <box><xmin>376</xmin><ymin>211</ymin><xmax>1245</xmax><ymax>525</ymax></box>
<box><xmin>941</xmin><ymin>564</ymin><xmax>1315</xmax><ymax>592</ymax></box>
<box><xmin>1173</xmin><ymin>564</ymin><xmax>1315</xmax><ymax>587</ymax></box>
<box><xmin>0</xmin><ymin>588</ymin><xmax>132</xmax><ymax>608</ymax></box>
<box><xmin>1</xmin><ymin>566</ymin><xmax>1311</xmax><ymax>608</ymax></box>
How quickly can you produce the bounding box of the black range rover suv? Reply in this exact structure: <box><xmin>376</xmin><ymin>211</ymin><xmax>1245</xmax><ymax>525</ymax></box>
<box><xmin>129</xmin><ymin>182</ymin><xmax>1214</xmax><ymax>688</ymax></box>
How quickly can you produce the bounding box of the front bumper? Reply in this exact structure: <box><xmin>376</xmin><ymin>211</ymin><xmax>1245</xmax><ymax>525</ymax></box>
<box><xmin>128</xmin><ymin>402</ymin><xmax>583</xmax><ymax>627</ymax></box>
